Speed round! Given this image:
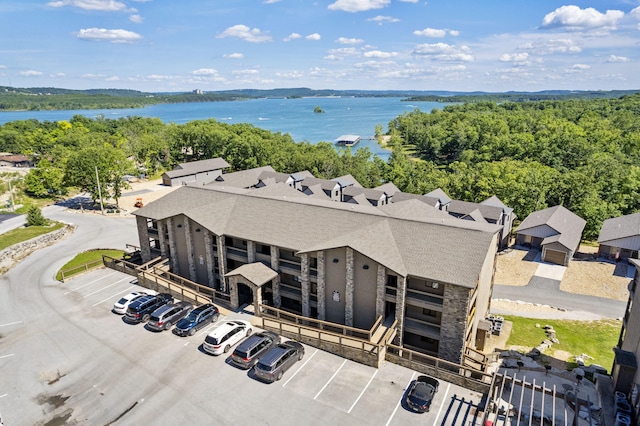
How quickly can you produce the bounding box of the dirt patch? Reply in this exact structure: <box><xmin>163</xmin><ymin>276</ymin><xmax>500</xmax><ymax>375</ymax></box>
<box><xmin>495</xmin><ymin>244</ymin><xmax>631</xmax><ymax>301</ymax></box>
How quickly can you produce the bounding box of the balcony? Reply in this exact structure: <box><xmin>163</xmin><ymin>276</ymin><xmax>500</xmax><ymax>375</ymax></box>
<box><xmin>403</xmin><ymin>317</ymin><xmax>441</xmax><ymax>340</ymax></box>
<box><xmin>405</xmin><ymin>289</ymin><xmax>444</xmax><ymax>309</ymax></box>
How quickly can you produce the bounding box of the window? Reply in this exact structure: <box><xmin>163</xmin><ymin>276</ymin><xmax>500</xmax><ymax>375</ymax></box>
<box><xmin>422</xmin><ymin>308</ymin><xmax>437</xmax><ymax>317</ymax></box>
<box><xmin>387</xmin><ymin>276</ymin><xmax>398</xmax><ymax>288</ymax></box>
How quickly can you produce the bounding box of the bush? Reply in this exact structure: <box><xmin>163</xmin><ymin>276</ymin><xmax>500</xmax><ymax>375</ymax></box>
<box><xmin>26</xmin><ymin>205</ymin><xmax>49</xmax><ymax>227</ymax></box>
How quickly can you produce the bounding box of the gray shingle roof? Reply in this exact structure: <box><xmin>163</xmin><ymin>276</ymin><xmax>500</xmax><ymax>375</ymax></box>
<box><xmin>225</xmin><ymin>262</ymin><xmax>278</xmax><ymax>287</ymax></box>
<box><xmin>448</xmin><ymin>200</ymin><xmax>504</xmax><ymax>222</ymax></box>
<box><xmin>516</xmin><ymin>205</ymin><xmax>586</xmax><ymax>250</ymax></box>
<box><xmin>598</xmin><ymin>213</ymin><xmax>640</xmax><ymax>243</ymax></box>
<box><xmin>206</xmin><ymin>166</ymin><xmax>275</xmax><ymax>188</ymax></box>
<box><xmin>163</xmin><ymin>158</ymin><xmax>230</xmax><ymax>179</ymax></box>
<box><xmin>391</xmin><ymin>192</ymin><xmax>439</xmax><ymax>207</ymax></box>
<box><xmin>424</xmin><ymin>188</ymin><xmax>452</xmax><ymax>205</ymax></box>
<box><xmin>135</xmin><ymin>186</ymin><xmax>500</xmax><ymax>287</ymax></box>
<box><xmin>374</xmin><ymin>182</ymin><xmax>401</xmax><ymax>195</ymax></box>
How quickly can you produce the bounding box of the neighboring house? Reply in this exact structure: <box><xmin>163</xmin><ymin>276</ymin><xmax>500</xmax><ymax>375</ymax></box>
<box><xmin>161</xmin><ymin>158</ymin><xmax>230</xmax><ymax>186</ymax></box>
<box><xmin>424</xmin><ymin>188</ymin><xmax>452</xmax><ymax>211</ymax></box>
<box><xmin>133</xmin><ymin>170</ymin><xmax>502</xmax><ymax>364</ymax></box>
<box><xmin>0</xmin><ymin>154</ymin><xmax>32</xmax><ymax>168</ymax></box>
<box><xmin>514</xmin><ymin>205</ymin><xmax>586</xmax><ymax>266</ymax></box>
<box><xmin>598</xmin><ymin>213</ymin><xmax>640</xmax><ymax>261</ymax></box>
<box><xmin>612</xmin><ymin>258</ymin><xmax>640</xmax><ymax>418</ymax></box>
<box><xmin>447</xmin><ymin>196</ymin><xmax>516</xmax><ymax>251</ymax></box>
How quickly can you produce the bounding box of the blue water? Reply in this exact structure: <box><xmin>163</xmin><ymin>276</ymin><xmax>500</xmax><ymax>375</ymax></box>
<box><xmin>0</xmin><ymin>97</ymin><xmax>443</xmax><ymax>160</ymax></box>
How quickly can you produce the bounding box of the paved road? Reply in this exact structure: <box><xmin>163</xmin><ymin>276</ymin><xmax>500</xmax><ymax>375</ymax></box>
<box><xmin>492</xmin><ymin>278</ymin><xmax>627</xmax><ymax>319</ymax></box>
<box><xmin>0</xmin><ymin>213</ymin><xmax>25</xmax><ymax>235</ymax></box>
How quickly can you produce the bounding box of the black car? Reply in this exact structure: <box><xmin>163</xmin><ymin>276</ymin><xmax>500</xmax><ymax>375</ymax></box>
<box><xmin>124</xmin><ymin>293</ymin><xmax>173</xmax><ymax>324</ymax></box>
<box><xmin>406</xmin><ymin>375</ymin><xmax>439</xmax><ymax>413</ymax></box>
<box><xmin>174</xmin><ymin>303</ymin><xmax>220</xmax><ymax>336</ymax></box>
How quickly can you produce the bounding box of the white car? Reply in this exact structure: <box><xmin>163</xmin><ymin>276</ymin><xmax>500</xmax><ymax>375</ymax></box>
<box><xmin>112</xmin><ymin>290</ymin><xmax>157</xmax><ymax>314</ymax></box>
<box><xmin>202</xmin><ymin>320</ymin><xmax>252</xmax><ymax>355</ymax></box>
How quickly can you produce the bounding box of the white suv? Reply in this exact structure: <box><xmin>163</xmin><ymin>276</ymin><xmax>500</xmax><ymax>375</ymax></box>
<box><xmin>202</xmin><ymin>320</ymin><xmax>252</xmax><ymax>355</ymax></box>
<box><xmin>112</xmin><ymin>290</ymin><xmax>157</xmax><ymax>314</ymax></box>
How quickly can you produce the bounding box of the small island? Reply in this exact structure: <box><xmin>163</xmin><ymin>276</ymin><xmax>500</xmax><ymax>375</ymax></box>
<box><xmin>313</xmin><ymin>105</ymin><xmax>325</xmax><ymax>113</ymax></box>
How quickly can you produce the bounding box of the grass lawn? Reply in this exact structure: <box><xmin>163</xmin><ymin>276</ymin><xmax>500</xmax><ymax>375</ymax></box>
<box><xmin>0</xmin><ymin>222</ymin><xmax>65</xmax><ymax>251</ymax></box>
<box><xmin>56</xmin><ymin>249</ymin><xmax>125</xmax><ymax>281</ymax></box>
<box><xmin>503</xmin><ymin>315</ymin><xmax>621</xmax><ymax>371</ymax></box>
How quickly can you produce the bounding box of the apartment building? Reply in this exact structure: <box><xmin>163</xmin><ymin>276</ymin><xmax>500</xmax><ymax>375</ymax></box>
<box><xmin>134</xmin><ymin>168</ymin><xmax>502</xmax><ymax>363</ymax></box>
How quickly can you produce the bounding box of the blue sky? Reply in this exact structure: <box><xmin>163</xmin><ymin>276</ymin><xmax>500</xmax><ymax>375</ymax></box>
<box><xmin>1</xmin><ymin>0</ymin><xmax>639</xmax><ymax>92</ymax></box>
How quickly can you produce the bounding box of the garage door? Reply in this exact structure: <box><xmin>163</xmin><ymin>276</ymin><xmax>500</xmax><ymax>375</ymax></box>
<box><xmin>544</xmin><ymin>249</ymin><xmax>567</xmax><ymax>265</ymax></box>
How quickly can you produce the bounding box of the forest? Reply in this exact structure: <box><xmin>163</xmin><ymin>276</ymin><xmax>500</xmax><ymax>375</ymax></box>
<box><xmin>1</xmin><ymin>93</ymin><xmax>639</xmax><ymax>240</ymax></box>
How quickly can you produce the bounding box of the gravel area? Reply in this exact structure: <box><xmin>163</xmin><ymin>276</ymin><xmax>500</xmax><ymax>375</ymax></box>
<box><xmin>495</xmin><ymin>245</ymin><xmax>631</xmax><ymax>302</ymax></box>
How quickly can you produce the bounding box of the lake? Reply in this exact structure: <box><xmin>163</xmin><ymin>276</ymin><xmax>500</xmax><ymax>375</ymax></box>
<box><xmin>0</xmin><ymin>97</ymin><xmax>444</xmax><ymax>160</ymax></box>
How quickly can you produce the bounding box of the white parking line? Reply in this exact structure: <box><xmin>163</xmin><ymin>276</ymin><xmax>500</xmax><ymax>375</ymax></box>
<box><xmin>282</xmin><ymin>348</ymin><xmax>318</xmax><ymax>388</ymax></box>
<box><xmin>92</xmin><ymin>285</ymin><xmax>135</xmax><ymax>307</ymax></box>
<box><xmin>64</xmin><ymin>271</ymin><xmax>117</xmax><ymax>294</ymax></box>
<box><xmin>432</xmin><ymin>382</ymin><xmax>451</xmax><ymax>426</ymax></box>
<box><xmin>347</xmin><ymin>369</ymin><xmax>378</xmax><ymax>413</ymax></box>
<box><xmin>81</xmin><ymin>277</ymin><xmax>129</xmax><ymax>299</ymax></box>
<box><xmin>0</xmin><ymin>321</ymin><xmax>22</xmax><ymax>328</ymax></box>
<box><xmin>0</xmin><ymin>354</ymin><xmax>15</xmax><ymax>359</ymax></box>
<box><xmin>385</xmin><ymin>372</ymin><xmax>415</xmax><ymax>426</ymax></box>
<box><xmin>0</xmin><ymin>393</ymin><xmax>7</xmax><ymax>398</ymax></box>
<box><xmin>313</xmin><ymin>358</ymin><xmax>347</xmax><ymax>400</ymax></box>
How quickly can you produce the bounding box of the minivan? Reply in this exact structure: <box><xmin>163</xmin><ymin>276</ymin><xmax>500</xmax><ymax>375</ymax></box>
<box><xmin>202</xmin><ymin>320</ymin><xmax>252</xmax><ymax>355</ymax></box>
<box><xmin>254</xmin><ymin>341</ymin><xmax>304</xmax><ymax>382</ymax></box>
<box><xmin>230</xmin><ymin>331</ymin><xmax>280</xmax><ymax>369</ymax></box>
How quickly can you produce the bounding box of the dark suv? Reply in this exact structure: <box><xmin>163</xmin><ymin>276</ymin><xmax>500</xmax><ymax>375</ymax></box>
<box><xmin>124</xmin><ymin>293</ymin><xmax>173</xmax><ymax>324</ymax></box>
<box><xmin>174</xmin><ymin>303</ymin><xmax>220</xmax><ymax>337</ymax></box>
<box><xmin>230</xmin><ymin>331</ymin><xmax>280</xmax><ymax>369</ymax></box>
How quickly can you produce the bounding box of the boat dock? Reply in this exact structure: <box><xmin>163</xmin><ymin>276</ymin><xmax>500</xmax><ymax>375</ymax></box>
<box><xmin>334</xmin><ymin>134</ymin><xmax>361</xmax><ymax>147</ymax></box>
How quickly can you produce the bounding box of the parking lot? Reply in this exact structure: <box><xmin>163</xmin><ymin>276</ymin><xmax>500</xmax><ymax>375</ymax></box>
<box><xmin>0</xmin><ymin>267</ymin><xmax>485</xmax><ymax>425</ymax></box>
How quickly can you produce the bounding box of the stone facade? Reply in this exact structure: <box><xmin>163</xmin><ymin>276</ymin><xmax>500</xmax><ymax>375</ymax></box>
<box><xmin>439</xmin><ymin>284</ymin><xmax>472</xmax><ymax>363</ymax></box>
<box><xmin>0</xmin><ymin>224</ymin><xmax>75</xmax><ymax>273</ymax></box>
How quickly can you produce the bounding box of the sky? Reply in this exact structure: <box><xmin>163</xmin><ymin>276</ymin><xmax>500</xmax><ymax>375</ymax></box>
<box><xmin>1</xmin><ymin>0</ymin><xmax>639</xmax><ymax>93</ymax></box>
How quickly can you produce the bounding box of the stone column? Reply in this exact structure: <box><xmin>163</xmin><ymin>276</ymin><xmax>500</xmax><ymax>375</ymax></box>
<box><xmin>253</xmin><ymin>282</ymin><xmax>263</xmax><ymax>317</ymax></box>
<box><xmin>204</xmin><ymin>230</ymin><xmax>215</xmax><ymax>288</ymax></box>
<box><xmin>317</xmin><ymin>251</ymin><xmax>326</xmax><ymax>320</ymax></box>
<box><xmin>136</xmin><ymin>216</ymin><xmax>151</xmax><ymax>262</ymax></box>
<box><xmin>376</xmin><ymin>265</ymin><xmax>386</xmax><ymax>320</ymax></box>
<box><xmin>184</xmin><ymin>217</ymin><xmax>197</xmax><ymax>282</ymax></box>
<box><xmin>439</xmin><ymin>284</ymin><xmax>470</xmax><ymax>364</ymax></box>
<box><xmin>216</xmin><ymin>235</ymin><xmax>227</xmax><ymax>291</ymax></box>
<box><xmin>394</xmin><ymin>276</ymin><xmax>407</xmax><ymax>345</ymax></box>
<box><xmin>157</xmin><ymin>220</ymin><xmax>167</xmax><ymax>258</ymax></box>
<box><xmin>247</xmin><ymin>240</ymin><xmax>255</xmax><ymax>263</ymax></box>
<box><xmin>228</xmin><ymin>276</ymin><xmax>239</xmax><ymax>309</ymax></box>
<box><xmin>270</xmin><ymin>245</ymin><xmax>281</xmax><ymax>308</ymax></box>
<box><xmin>300</xmin><ymin>253</ymin><xmax>310</xmax><ymax>318</ymax></box>
<box><xmin>345</xmin><ymin>247</ymin><xmax>354</xmax><ymax>327</ymax></box>
<box><xmin>166</xmin><ymin>217</ymin><xmax>179</xmax><ymax>274</ymax></box>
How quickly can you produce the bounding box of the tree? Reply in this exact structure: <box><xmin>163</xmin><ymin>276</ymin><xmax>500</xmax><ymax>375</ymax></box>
<box><xmin>24</xmin><ymin>159</ymin><xmax>66</xmax><ymax>197</ymax></box>
<box><xmin>26</xmin><ymin>205</ymin><xmax>48</xmax><ymax>226</ymax></box>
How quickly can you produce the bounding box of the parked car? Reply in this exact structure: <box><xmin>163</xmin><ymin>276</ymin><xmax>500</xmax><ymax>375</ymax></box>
<box><xmin>230</xmin><ymin>331</ymin><xmax>280</xmax><ymax>369</ymax></box>
<box><xmin>405</xmin><ymin>375</ymin><xmax>439</xmax><ymax>413</ymax></box>
<box><xmin>112</xmin><ymin>289</ymin><xmax>157</xmax><ymax>314</ymax></box>
<box><xmin>124</xmin><ymin>293</ymin><xmax>173</xmax><ymax>324</ymax></box>
<box><xmin>253</xmin><ymin>341</ymin><xmax>304</xmax><ymax>382</ymax></box>
<box><xmin>147</xmin><ymin>301</ymin><xmax>193</xmax><ymax>331</ymax></box>
<box><xmin>202</xmin><ymin>320</ymin><xmax>252</xmax><ymax>355</ymax></box>
<box><xmin>174</xmin><ymin>303</ymin><xmax>220</xmax><ymax>337</ymax></box>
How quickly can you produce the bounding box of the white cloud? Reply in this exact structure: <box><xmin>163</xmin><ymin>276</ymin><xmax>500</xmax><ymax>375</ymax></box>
<box><xmin>412</xmin><ymin>43</ymin><xmax>474</xmax><ymax>61</ymax></box>
<box><xmin>217</xmin><ymin>25</ymin><xmax>271</xmax><ymax>43</ymax></box>
<box><xmin>284</xmin><ymin>33</ymin><xmax>302</xmax><ymax>42</ymax></box>
<box><xmin>398</xmin><ymin>0</ymin><xmax>418</xmax><ymax>2</ymax></box>
<box><xmin>631</xmin><ymin>6</ymin><xmax>640</xmax><ymax>20</ymax></box>
<box><xmin>328</xmin><ymin>0</ymin><xmax>390</xmax><ymax>13</ymax></box>
<box><xmin>80</xmin><ymin>73</ymin><xmax>105</xmax><ymax>78</ymax></box>
<box><xmin>499</xmin><ymin>52</ymin><xmax>529</xmax><ymax>63</ymax></box>
<box><xmin>363</xmin><ymin>50</ymin><xmax>397</xmax><ymax>58</ymax></box>
<box><xmin>50</xmin><ymin>72</ymin><xmax>66</xmax><ymax>77</ymax></box>
<box><xmin>0</xmin><ymin>65</ymin><xmax>6</xmax><ymax>69</ymax></box>
<box><xmin>413</xmin><ymin>28</ymin><xmax>446</xmax><ymax>38</ymax></box>
<box><xmin>192</xmin><ymin>68</ymin><xmax>218</xmax><ymax>76</ymax></box>
<box><xmin>105</xmin><ymin>75</ymin><xmax>120</xmax><ymax>81</ymax></box>
<box><xmin>275</xmin><ymin>71</ymin><xmax>304</xmax><ymax>79</ymax></box>
<box><xmin>77</xmin><ymin>28</ymin><xmax>142</xmax><ymax>43</ymax></box>
<box><xmin>263</xmin><ymin>0</ymin><xmax>280</xmax><ymax>3</ymax></box>
<box><xmin>571</xmin><ymin>63</ymin><xmax>590</xmax><ymax>70</ymax></box>
<box><xmin>367</xmin><ymin>15</ymin><xmax>399</xmax><ymax>24</ymax></box>
<box><xmin>607</xmin><ymin>55</ymin><xmax>630</xmax><ymax>63</ymax></box>
<box><xmin>519</xmin><ymin>38</ymin><xmax>581</xmax><ymax>54</ymax></box>
<box><xmin>541</xmin><ymin>5</ymin><xmax>624</xmax><ymax>31</ymax></box>
<box><xmin>306</xmin><ymin>33</ymin><xmax>321</xmax><ymax>41</ymax></box>
<box><xmin>336</xmin><ymin>37</ymin><xmax>363</xmax><ymax>44</ymax></box>
<box><xmin>449</xmin><ymin>30</ymin><xmax>460</xmax><ymax>37</ymax></box>
<box><xmin>325</xmin><ymin>47</ymin><xmax>360</xmax><ymax>60</ymax></box>
<box><xmin>20</xmin><ymin>70</ymin><xmax>44</xmax><ymax>76</ymax></box>
<box><xmin>224</xmin><ymin>53</ymin><xmax>244</xmax><ymax>59</ymax></box>
<box><xmin>129</xmin><ymin>14</ymin><xmax>143</xmax><ymax>23</ymax></box>
<box><xmin>47</xmin><ymin>0</ymin><xmax>131</xmax><ymax>12</ymax></box>
<box><xmin>232</xmin><ymin>69</ymin><xmax>259</xmax><ymax>76</ymax></box>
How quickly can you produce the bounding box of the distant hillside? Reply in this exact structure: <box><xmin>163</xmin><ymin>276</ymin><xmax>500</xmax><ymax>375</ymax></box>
<box><xmin>0</xmin><ymin>86</ymin><xmax>638</xmax><ymax>111</ymax></box>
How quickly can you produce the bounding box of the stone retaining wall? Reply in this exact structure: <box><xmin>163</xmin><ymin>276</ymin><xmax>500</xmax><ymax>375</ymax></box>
<box><xmin>0</xmin><ymin>225</ymin><xmax>75</xmax><ymax>273</ymax></box>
